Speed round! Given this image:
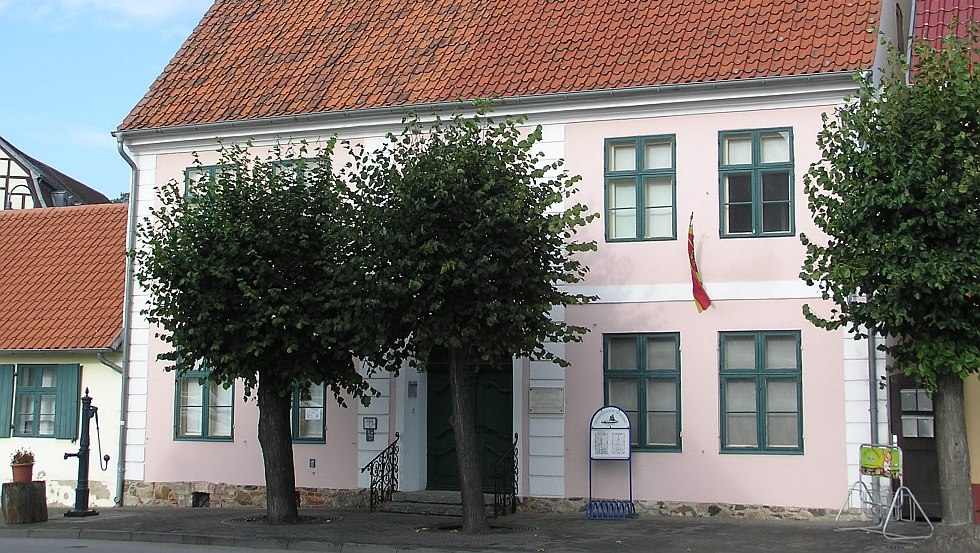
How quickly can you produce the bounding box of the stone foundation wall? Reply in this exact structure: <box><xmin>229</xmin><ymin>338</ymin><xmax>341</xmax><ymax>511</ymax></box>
<box><xmin>122</xmin><ymin>481</ymin><xmax>839</xmax><ymax>521</ymax></box>
<box><xmin>122</xmin><ymin>480</ymin><xmax>367</xmax><ymax>509</ymax></box>
<box><xmin>517</xmin><ymin>497</ymin><xmax>835</xmax><ymax>521</ymax></box>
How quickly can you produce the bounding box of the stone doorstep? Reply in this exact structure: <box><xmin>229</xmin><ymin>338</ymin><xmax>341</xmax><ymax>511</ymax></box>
<box><xmin>390</xmin><ymin>491</ymin><xmax>494</xmax><ymax>505</ymax></box>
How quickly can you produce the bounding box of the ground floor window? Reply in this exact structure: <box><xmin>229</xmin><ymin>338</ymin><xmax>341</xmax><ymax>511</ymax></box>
<box><xmin>292</xmin><ymin>382</ymin><xmax>326</xmax><ymax>443</ymax></box>
<box><xmin>720</xmin><ymin>331</ymin><xmax>803</xmax><ymax>453</ymax></box>
<box><xmin>0</xmin><ymin>364</ymin><xmax>80</xmax><ymax>439</ymax></box>
<box><xmin>603</xmin><ymin>333</ymin><xmax>681</xmax><ymax>451</ymax></box>
<box><xmin>175</xmin><ymin>369</ymin><xmax>234</xmax><ymax>440</ymax></box>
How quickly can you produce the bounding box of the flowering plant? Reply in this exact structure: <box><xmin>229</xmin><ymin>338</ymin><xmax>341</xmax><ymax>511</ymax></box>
<box><xmin>11</xmin><ymin>448</ymin><xmax>34</xmax><ymax>464</ymax></box>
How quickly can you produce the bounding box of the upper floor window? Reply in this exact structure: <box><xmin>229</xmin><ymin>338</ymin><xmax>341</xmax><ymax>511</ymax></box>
<box><xmin>1</xmin><ymin>364</ymin><xmax>80</xmax><ymax>439</ymax></box>
<box><xmin>175</xmin><ymin>368</ymin><xmax>234</xmax><ymax>441</ymax></box>
<box><xmin>719</xmin><ymin>129</ymin><xmax>794</xmax><ymax>237</ymax></box>
<box><xmin>292</xmin><ymin>382</ymin><xmax>326</xmax><ymax>443</ymax></box>
<box><xmin>605</xmin><ymin>136</ymin><xmax>676</xmax><ymax>241</ymax></box>
<box><xmin>720</xmin><ymin>331</ymin><xmax>803</xmax><ymax>453</ymax></box>
<box><xmin>603</xmin><ymin>333</ymin><xmax>681</xmax><ymax>451</ymax></box>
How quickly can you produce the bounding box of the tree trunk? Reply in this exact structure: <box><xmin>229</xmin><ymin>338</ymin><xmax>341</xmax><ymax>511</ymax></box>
<box><xmin>448</xmin><ymin>345</ymin><xmax>489</xmax><ymax>534</ymax></box>
<box><xmin>257</xmin><ymin>372</ymin><xmax>299</xmax><ymax>524</ymax></box>
<box><xmin>926</xmin><ymin>373</ymin><xmax>980</xmax><ymax>551</ymax></box>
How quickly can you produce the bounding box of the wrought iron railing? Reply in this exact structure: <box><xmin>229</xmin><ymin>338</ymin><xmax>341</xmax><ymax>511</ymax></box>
<box><xmin>490</xmin><ymin>433</ymin><xmax>519</xmax><ymax>517</ymax></box>
<box><xmin>360</xmin><ymin>432</ymin><xmax>399</xmax><ymax>512</ymax></box>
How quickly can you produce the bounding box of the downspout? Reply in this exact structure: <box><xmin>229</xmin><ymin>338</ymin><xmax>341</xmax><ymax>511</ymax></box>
<box><xmin>113</xmin><ymin>135</ymin><xmax>140</xmax><ymax>507</ymax></box>
<box><xmin>98</xmin><ymin>351</ymin><xmax>123</xmax><ymax>374</ymax></box>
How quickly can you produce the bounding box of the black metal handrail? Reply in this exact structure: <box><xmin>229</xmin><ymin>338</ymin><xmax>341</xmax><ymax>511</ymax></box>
<box><xmin>360</xmin><ymin>431</ymin><xmax>400</xmax><ymax>512</ymax></box>
<box><xmin>490</xmin><ymin>432</ymin><xmax>519</xmax><ymax>517</ymax></box>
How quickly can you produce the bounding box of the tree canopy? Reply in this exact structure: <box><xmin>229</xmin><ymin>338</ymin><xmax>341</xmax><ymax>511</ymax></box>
<box><xmin>801</xmin><ymin>30</ymin><xmax>980</xmax><ymax>388</ymax></box>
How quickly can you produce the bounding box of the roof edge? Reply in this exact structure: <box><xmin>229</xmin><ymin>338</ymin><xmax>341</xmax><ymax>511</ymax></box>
<box><xmin>116</xmin><ymin>71</ymin><xmax>862</xmax><ymax>140</ymax></box>
<box><xmin>0</xmin><ymin>347</ymin><xmax>116</xmax><ymax>355</ymax></box>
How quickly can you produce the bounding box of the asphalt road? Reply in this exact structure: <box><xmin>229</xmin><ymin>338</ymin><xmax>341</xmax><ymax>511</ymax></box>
<box><xmin>0</xmin><ymin>538</ymin><xmax>288</xmax><ymax>553</ymax></box>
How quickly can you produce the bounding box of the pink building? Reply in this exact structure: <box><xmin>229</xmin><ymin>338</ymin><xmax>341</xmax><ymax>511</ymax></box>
<box><xmin>113</xmin><ymin>0</ymin><xmax>911</xmax><ymax>517</ymax></box>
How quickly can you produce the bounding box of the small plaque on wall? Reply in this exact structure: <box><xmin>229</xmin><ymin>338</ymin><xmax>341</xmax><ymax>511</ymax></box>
<box><xmin>528</xmin><ymin>387</ymin><xmax>565</xmax><ymax>414</ymax></box>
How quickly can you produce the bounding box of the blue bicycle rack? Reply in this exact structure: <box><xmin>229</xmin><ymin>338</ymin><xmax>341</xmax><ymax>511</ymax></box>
<box><xmin>587</xmin><ymin>405</ymin><xmax>637</xmax><ymax>520</ymax></box>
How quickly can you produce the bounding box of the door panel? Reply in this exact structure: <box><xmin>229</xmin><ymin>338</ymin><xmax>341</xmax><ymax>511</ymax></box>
<box><xmin>889</xmin><ymin>374</ymin><xmax>941</xmax><ymax>518</ymax></box>
<box><xmin>426</xmin><ymin>354</ymin><xmax>513</xmax><ymax>492</ymax></box>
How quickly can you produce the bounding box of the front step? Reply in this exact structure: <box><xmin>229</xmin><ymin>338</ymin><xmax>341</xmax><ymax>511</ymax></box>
<box><xmin>380</xmin><ymin>490</ymin><xmax>495</xmax><ymax>517</ymax></box>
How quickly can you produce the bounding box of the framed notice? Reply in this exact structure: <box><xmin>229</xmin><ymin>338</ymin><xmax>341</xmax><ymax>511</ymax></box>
<box><xmin>590</xmin><ymin>405</ymin><xmax>631</xmax><ymax>460</ymax></box>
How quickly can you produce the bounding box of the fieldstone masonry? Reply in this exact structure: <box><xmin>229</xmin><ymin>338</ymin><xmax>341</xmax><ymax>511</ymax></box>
<box><xmin>124</xmin><ymin>481</ymin><xmax>836</xmax><ymax>521</ymax></box>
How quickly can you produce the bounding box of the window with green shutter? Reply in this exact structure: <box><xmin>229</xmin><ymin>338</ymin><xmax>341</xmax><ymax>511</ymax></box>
<box><xmin>0</xmin><ymin>364</ymin><xmax>13</xmax><ymax>438</ymax></box>
<box><xmin>11</xmin><ymin>364</ymin><xmax>80</xmax><ymax>439</ymax></box>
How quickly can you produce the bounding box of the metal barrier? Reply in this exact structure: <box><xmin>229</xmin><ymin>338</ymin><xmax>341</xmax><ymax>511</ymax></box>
<box><xmin>360</xmin><ymin>432</ymin><xmax>400</xmax><ymax>512</ymax></box>
<box><xmin>490</xmin><ymin>433</ymin><xmax>519</xmax><ymax>517</ymax></box>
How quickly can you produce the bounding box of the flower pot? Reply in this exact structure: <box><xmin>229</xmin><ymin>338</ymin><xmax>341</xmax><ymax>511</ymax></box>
<box><xmin>11</xmin><ymin>462</ymin><xmax>34</xmax><ymax>483</ymax></box>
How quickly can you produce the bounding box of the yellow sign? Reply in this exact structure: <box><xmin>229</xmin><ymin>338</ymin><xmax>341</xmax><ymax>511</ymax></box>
<box><xmin>859</xmin><ymin>444</ymin><xmax>901</xmax><ymax>478</ymax></box>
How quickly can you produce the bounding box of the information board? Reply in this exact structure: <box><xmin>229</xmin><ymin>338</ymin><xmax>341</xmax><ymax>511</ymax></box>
<box><xmin>590</xmin><ymin>406</ymin><xmax>631</xmax><ymax>460</ymax></box>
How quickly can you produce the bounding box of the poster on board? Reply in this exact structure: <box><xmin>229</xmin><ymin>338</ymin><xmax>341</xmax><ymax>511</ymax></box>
<box><xmin>590</xmin><ymin>405</ymin><xmax>631</xmax><ymax>460</ymax></box>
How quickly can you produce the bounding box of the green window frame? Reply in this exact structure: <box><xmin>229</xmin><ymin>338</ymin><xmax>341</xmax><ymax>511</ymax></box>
<box><xmin>292</xmin><ymin>382</ymin><xmax>326</xmax><ymax>443</ymax></box>
<box><xmin>604</xmin><ymin>135</ymin><xmax>676</xmax><ymax>241</ymax></box>
<box><xmin>718</xmin><ymin>128</ymin><xmax>795</xmax><ymax>238</ymax></box>
<box><xmin>9</xmin><ymin>364</ymin><xmax>80</xmax><ymax>439</ymax></box>
<box><xmin>603</xmin><ymin>333</ymin><xmax>681</xmax><ymax>451</ymax></box>
<box><xmin>720</xmin><ymin>331</ymin><xmax>803</xmax><ymax>454</ymax></box>
<box><xmin>175</xmin><ymin>369</ymin><xmax>234</xmax><ymax>441</ymax></box>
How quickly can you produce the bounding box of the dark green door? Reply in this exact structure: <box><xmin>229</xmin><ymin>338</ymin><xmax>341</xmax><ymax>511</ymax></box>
<box><xmin>426</xmin><ymin>354</ymin><xmax>513</xmax><ymax>492</ymax></box>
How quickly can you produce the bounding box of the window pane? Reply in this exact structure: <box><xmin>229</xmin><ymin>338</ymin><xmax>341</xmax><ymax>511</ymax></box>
<box><xmin>725</xmin><ymin>174</ymin><xmax>752</xmax><ymax>202</ymax></box>
<box><xmin>610</xmin><ymin>180</ymin><xmax>637</xmax><ymax>208</ymax></box>
<box><xmin>726</xmin><ymin>379</ymin><xmax>756</xmax><ymax>411</ymax></box>
<box><xmin>209</xmin><ymin>383</ymin><xmax>233</xmax><ymax>408</ymax></box>
<box><xmin>647</xmin><ymin>379</ymin><xmax>676</xmax><ymax>411</ymax></box>
<box><xmin>646</xmin><ymin>338</ymin><xmax>677</xmax><ymax>370</ymax></box>
<box><xmin>179</xmin><ymin>407</ymin><xmax>202</xmax><ymax>436</ymax></box>
<box><xmin>644</xmin><ymin>177</ymin><xmax>672</xmax><ymax>205</ymax></box>
<box><xmin>15</xmin><ymin>394</ymin><xmax>34</xmax><ymax>434</ymax></box>
<box><xmin>607</xmin><ymin>378</ymin><xmax>638</xmax><ymax>411</ymax></box>
<box><xmin>766</xmin><ymin>413</ymin><xmax>799</xmax><ymax>447</ymax></box>
<box><xmin>760</xmin><ymin>131</ymin><xmax>790</xmax><ymax>163</ymax></box>
<box><xmin>764</xmin><ymin>335</ymin><xmax>797</xmax><ymax>369</ymax></box>
<box><xmin>761</xmin><ymin>172</ymin><xmax>790</xmax><ymax>201</ymax></box>
<box><xmin>647</xmin><ymin>413</ymin><xmax>677</xmax><ymax>446</ymax></box>
<box><xmin>644</xmin><ymin>207</ymin><xmax>672</xmax><ymax>238</ymax></box>
<box><xmin>298</xmin><ymin>414</ymin><xmax>324</xmax><ymax>439</ymax></box>
<box><xmin>726</xmin><ymin>413</ymin><xmax>758</xmax><ymax>447</ymax></box>
<box><xmin>726</xmin><ymin>204</ymin><xmax>753</xmax><ymax>234</ymax></box>
<box><xmin>607</xmin><ymin>337</ymin><xmax>638</xmax><ymax>371</ymax></box>
<box><xmin>300</xmin><ymin>383</ymin><xmax>325</xmax><ymax>408</ymax></box>
<box><xmin>644</xmin><ymin>140</ymin><xmax>672</xmax><ymax>169</ymax></box>
<box><xmin>180</xmin><ymin>379</ymin><xmax>204</xmax><ymax>407</ymax></box>
<box><xmin>765</xmin><ymin>379</ymin><xmax>797</xmax><ymax>411</ymax></box>
<box><xmin>38</xmin><ymin>394</ymin><xmax>56</xmax><ymax>436</ymax></box>
<box><xmin>40</xmin><ymin>367</ymin><xmax>57</xmax><ymax>388</ymax></box>
<box><xmin>723</xmin><ymin>336</ymin><xmax>756</xmax><ymax>369</ymax></box>
<box><xmin>724</xmin><ymin>136</ymin><xmax>753</xmax><ymax>165</ymax></box>
<box><xmin>609</xmin><ymin>143</ymin><xmax>636</xmax><ymax>171</ymax></box>
<box><xmin>20</xmin><ymin>366</ymin><xmax>37</xmax><ymax>387</ymax></box>
<box><xmin>208</xmin><ymin>407</ymin><xmax>233</xmax><ymax>437</ymax></box>
<box><xmin>762</xmin><ymin>202</ymin><xmax>790</xmax><ymax>233</ymax></box>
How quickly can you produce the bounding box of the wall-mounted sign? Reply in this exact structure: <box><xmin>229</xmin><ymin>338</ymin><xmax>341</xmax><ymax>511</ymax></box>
<box><xmin>590</xmin><ymin>405</ymin><xmax>631</xmax><ymax>460</ymax></box>
<box><xmin>529</xmin><ymin>387</ymin><xmax>565</xmax><ymax>414</ymax></box>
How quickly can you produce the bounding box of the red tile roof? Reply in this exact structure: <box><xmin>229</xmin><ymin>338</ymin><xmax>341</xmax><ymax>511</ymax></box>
<box><xmin>0</xmin><ymin>204</ymin><xmax>128</xmax><ymax>351</ymax></box>
<box><xmin>914</xmin><ymin>0</ymin><xmax>980</xmax><ymax>44</ymax></box>
<box><xmin>120</xmin><ymin>0</ymin><xmax>882</xmax><ymax>132</ymax></box>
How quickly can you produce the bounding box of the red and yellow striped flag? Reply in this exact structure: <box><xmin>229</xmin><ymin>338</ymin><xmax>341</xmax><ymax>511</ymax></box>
<box><xmin>688</xmin><ymin>213</ymin><xmax>711</xmax><ymax>313</ymax></box>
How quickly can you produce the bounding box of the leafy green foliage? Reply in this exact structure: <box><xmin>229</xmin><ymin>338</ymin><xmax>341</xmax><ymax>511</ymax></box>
<box><xmin>134</xmin><ymin>141</ymin><xmax>381</xmax><ymax>405</ymax></box>
<box><xmin>344</xmin><ymin>106</ymin><xmax>597</xmax><ymax>370</ymax></box>
<box><xmin>801</xmin><ymin>28</ymin><xmax>980</xmax><ymax>388</ymax></box>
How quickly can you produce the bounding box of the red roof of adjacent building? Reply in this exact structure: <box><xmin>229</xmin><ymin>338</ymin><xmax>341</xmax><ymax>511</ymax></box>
<box><xmin>0</xmin><ymin>204</ymin><xmax>128</xmax><ymax>351</ymax></box>
<box><xmin>914</xmin><ymin>0</ymin><xmax>980</xmax><ymax>44</ymax></box>
<box><xmin>120</xmin><ymin>0</ymin><xmax>882</xmax><ymax>132</ymax></box>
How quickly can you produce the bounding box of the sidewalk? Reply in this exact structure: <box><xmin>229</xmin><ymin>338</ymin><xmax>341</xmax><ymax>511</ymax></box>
<box><xmin>0</xmin><ymin>506</ymin><xmax>924</xmax><ymax>552</ymax></box>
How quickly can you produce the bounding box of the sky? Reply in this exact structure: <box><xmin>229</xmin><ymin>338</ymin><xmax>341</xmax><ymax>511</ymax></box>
<box><xmin>0</xmin><ymin>0</ymin><xmax>213</xmax><ymax>200</ymax></box>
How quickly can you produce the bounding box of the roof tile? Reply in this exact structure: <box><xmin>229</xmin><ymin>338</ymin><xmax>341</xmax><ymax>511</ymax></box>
<box><xmin>120</xmin><ymin>0</ymin><xmax>882</xmax><ymax>132</ymax></box>
<box><xmin>0</xmin><ymin>204</ymin><xmax>127</xmax><ymax>351</ymax></box>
